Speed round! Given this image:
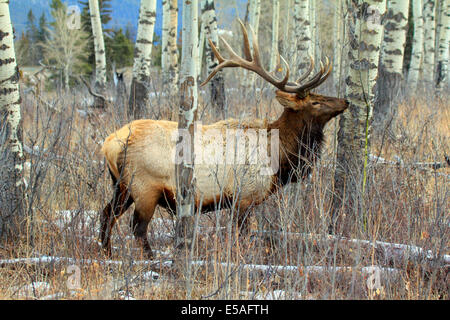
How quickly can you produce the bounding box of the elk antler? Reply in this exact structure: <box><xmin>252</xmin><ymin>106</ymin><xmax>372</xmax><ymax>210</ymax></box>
<box><xmin>201</xmin><ymin>19</ymin><xmax>333</xmax><ymax>97</ymax></box>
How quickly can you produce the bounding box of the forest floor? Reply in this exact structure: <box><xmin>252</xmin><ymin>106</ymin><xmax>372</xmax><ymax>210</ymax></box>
<box><xmin>0</xmin><ymin>81</ymin><xmax>448</xmax><ymax>300</ymax></box>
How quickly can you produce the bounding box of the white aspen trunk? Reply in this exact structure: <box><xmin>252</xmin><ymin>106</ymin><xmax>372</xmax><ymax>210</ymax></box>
<box><xmin>332</xmin><ymin>0</ymin><xmax>386</xmax><ymax>230</ymax></box>
<box><xmin>202</xmin><ymin>0</ymin><xmax>226</xmax><ymax>114</ymax></box>
<box><xmin>0</xmin><ymin>0</ymin><xmax>25</xmax><ymax>241</ymax></box>
<box><xmin>436</xmin><ymin>0</ymin><xmax>449</xmax><ymax>91</ymax></box>
<box><xmin>407</xmin><ymin>0</ymin><xmax>425</xmax><ymax>89</ymax></box>
<box><xmin>249</xmin><ymin>0</ymin><xmax>261</xmax><ymax>33</ymax></box>
<box><xmin>294</xmin><ymin>0</ymin><xmax>311</xmax><ymax>76</ymax></box>
<box><xmin>129</xmin><ymin>0</ymin><xmax>157</xmax><ymax>119</ymax></box>
<box><xmin>270</xmin><ymin>0</ymin><xmax>280</xmax><ymax>71</ymax></box>
<box><xmin>244</xmin><ymin>0</ymin><xmax>261</xmax><ymax>89</ymax></box>
<box><xmin>88</xmin><ymin>0</ymin><xmax>107</xmax><ymax>101</ymax></box>
<box><xmin>282</xmin><ymin>0</ymin><xmax>291</xmax><ymax>58</ymax></box>
<box><xmin>422</xmin><ymin>0</ymin><xmax>436</xmax><ymax>85</ymax></box>
<box><xmin>309</xmin><ymin>0</ymin><xmax>316</xmax><ymax>61</ymax></box>
<box><xmin>176</xmin><ymin>0</ymin><xmax>198</xmax><ymax>252</ymax></box>
<box><xmin>376</xmin><ymin>0</ymin><xmax>410</xmax><ymax>118</ymax></box>
<box><xmin>162</xmin><ymin>0</ymin><xmax>179</xmax><ymax>90</ymax></box>
<box><xmin>333</xmin><ymin>0</ymin><xmax>345</xmax><ymax>95</ymax></box>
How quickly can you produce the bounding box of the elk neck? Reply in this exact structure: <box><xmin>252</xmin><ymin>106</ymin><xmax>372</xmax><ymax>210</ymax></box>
<box><xmin>268</xmin><ymin>108</ymin><xmax>325</xmax><ymax>185</ymax></box>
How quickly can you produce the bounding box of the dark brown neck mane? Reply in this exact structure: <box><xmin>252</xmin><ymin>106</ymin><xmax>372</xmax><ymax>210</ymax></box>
<box><xmin>269</xmin><ymin>108</ymin><xmax>325</xmax><ymax>185</ymax></box>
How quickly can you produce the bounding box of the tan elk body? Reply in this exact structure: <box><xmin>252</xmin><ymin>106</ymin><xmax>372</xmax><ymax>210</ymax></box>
<box><xmin>100</xmin><ymin>21</ymin><xmax>348</xmax><ymax>257</ymax></box>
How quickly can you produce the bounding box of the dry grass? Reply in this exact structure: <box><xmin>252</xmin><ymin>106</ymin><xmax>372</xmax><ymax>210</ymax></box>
<box><xmin>0</xmin><ymin>78</ymin><xmax>448</xmax><ymax>300</ymax></box>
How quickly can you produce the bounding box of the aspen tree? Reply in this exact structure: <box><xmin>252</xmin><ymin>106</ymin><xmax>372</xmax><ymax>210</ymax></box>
<box><xmin>407</xmin><ymin>0</ymin><xmax>425</xmax><ymax>89</ymax></box>
<box><xmin>88</xmin><ymin>0</ymin><xmax>107</xmax><ymax>107</ymax></box>
<box><xmin>436</xmin><ymin>0</ymin><xmax>449</xmax><ymax>91</ymax></box>
<box><xmin>129</xmin><ymin>0</ymin><xmax>157</xmax><ymax>119</ymax></box>
<box><xmin>422</xmin><ymin>0</ymin><xmax>436</xmax><ymax>85</ymax></box>
<box><xmin>376</xmin><ymin>0</ymin><xmax>410</xmax><ymax>118</ymax></box>
<box><xmin>162</xmin><ymin>0</ymin><xmax>179</xmax><ymax>90</ymax></box>
<box><xmin>201</xmin><ymin>0</ymin><xmax>226</xmax><ymax>114</ymax></box>
<box><xmin>332</xmin><ymin>0</ymin><xmax>386</xmax><ymax>232</ymax></box>
<box><xmin>0</xmin><ymin>0</ymin><xmax>26</xmax><ymax>241</ymax></box>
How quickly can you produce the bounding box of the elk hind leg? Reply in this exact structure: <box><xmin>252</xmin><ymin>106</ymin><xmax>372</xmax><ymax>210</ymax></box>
<box><xmin>100</xmin><ymin>169</ymin><xmax>134</xmax><ymax>256</ymax></box>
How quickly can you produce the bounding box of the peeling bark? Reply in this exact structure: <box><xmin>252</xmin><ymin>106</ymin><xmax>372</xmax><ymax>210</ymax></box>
<box><xmin>129</xmin><ymin>0</ymin><xmax>157</xmax><ymax>119</ymax></box>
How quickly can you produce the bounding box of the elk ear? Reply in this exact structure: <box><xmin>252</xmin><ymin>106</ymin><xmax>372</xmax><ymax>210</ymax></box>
<box><xmin>275</xmin><ymin>91</ymin><xmax>306</xmax><ymax>110</ymax></box>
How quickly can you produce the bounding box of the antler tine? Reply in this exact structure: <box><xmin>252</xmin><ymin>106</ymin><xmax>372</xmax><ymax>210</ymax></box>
<box><xmin>201</xmin><ymin>19</ymin><xmax>291</xmax><ymax>91</ymax></box>
<box><xmin>200</xmin><ymin>38</ymin><xmax>241</xmax><ymax>87</ymax></box>
<box><xmin>278</xmin><ymin>55</ymin><xmax>290</xmax><ymax>87</ymax></box>
<box><xmin>296</xmin><ymin>55</ymin><xmax>315</xmax><ymax>83</ymax></box>
<box><xmin>238</xmin><ymin>19</ymin><xmax>252</xmax><ymax>62</ymax></box>
<box><xmin>306</xmin><ymin>57</ymin><xmax>333</xmax><ymax>90</ymax></box>
<box><xmin>299</xmin><ymin>57</ymin><xmax>332</xmax><ymax>92</ymax></box>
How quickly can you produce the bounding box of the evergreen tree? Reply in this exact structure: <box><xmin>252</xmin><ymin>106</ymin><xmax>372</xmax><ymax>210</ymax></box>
<box><xmin>35</xmin><ymin>13</ymin><xmax>49</xmax><ymax>64</ymax></box>
<box><xmin>15</xmin><ymin>32</ymin><xmax>32</xmax><ymax>66</ymax></box>
<box><xmin>26</xmin><ymin>9</ymin><xmax>37</xmax><ymax>39</ymax></box>
<box><xmin>25</xmin><ymin>9</ymin><xmax>39</xmax><ymax>64</ymax></box>
<box><xmin>109</xmin><ymin>28</ymin><xmax>134</xmax><ymax>68</ymax></box>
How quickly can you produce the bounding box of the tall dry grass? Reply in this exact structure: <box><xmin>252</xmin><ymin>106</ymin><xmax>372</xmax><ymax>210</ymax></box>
<box><xmin>0</xmin><ymin>75</ymin><xmax>448</xmax><ymax>300</ymax></box>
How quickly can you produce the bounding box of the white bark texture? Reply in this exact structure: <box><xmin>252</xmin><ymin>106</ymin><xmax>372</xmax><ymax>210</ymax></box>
<box><xmin>0</xmin><ymin>0</ymin><xmax>25</xmax><ymax>240</ymax></box>
<box><xmin>309</xmin><ymin>0</ymin><xmax>316</xmax><ymax>61</ymax></box>
<box><xmin>243</xmin><ymin>0</ymin><xmax>261</xmax><ymax>89</ymax></box>
<box><xmin>176</xmin><ymin>0</ymin><xmax>199</xmax><ymax>249</ymax></box>
<box><xmin>181</xmin><ymin>0</ymin><xmax>199</xmax><ymax>86</ymax></box>
<box><xmin>201</xmin><ymin>0</ymin><xmax>226</xmax><ymax>113</ymax></box>
<box><xmin>376</xmin><ymin>0</ymin><xmax>409</xmax><ymax>117</ymax></box>
<box><xmin>333</xmin><ymin>0</ymin><xmax>345</xmax><ymax>95</ymax></box>
<box><xmin>88</xmin><ymin>0</ymin><xmax>107</xmax><ymax>90</ymax></box>
<box><xmin>129</xmin><ymin>0</ymin><xmax>157</xmax><ymax>118</ymax></box>
<box><xmin>294</xmin><ymin>0</ymin><xmax>311</xmax><ymax>76</ymax></box>
<box><xmin>282</xmin><ymin>0</ymin><xmax>291</xmax><ymax>58</ymax></box>
<box><xmin>380</xmin><ymin>1</ymin><xmax>410</xmax><ymax>76</ymax></box>
<box><xmin>436</xmin><ymin>0</ymin><xmax>449</xmax><ymax>90</ymax></box>
<box><xmin>333</xmin><ymin>0</ymin><xmax>386</xmax><ymax>224</ymax></box>
<box><xmin>407</xmin><ymin>0</ymin><xmax>424</xmax><ymax>89</ymax></box>
<box><xmin>162</xmin><ymin>0</ymin><xmax>179</xmax><ymax>90</ymax></box>
<box><xmin>270</xmin><ymin>0</ymin><xmax>280</xmax><ymax>71</ymax></box>
<box><xmin>422</xmin><ymin>0</ymin><xmax>436</xmax><ymax>84</ymax></box>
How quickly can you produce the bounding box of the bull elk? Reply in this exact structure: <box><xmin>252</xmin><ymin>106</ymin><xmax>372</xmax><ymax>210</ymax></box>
<box><xmin>99</xmin><ymin>21</ymin><xmax>348</xmax><ymax>258</ymax></box>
